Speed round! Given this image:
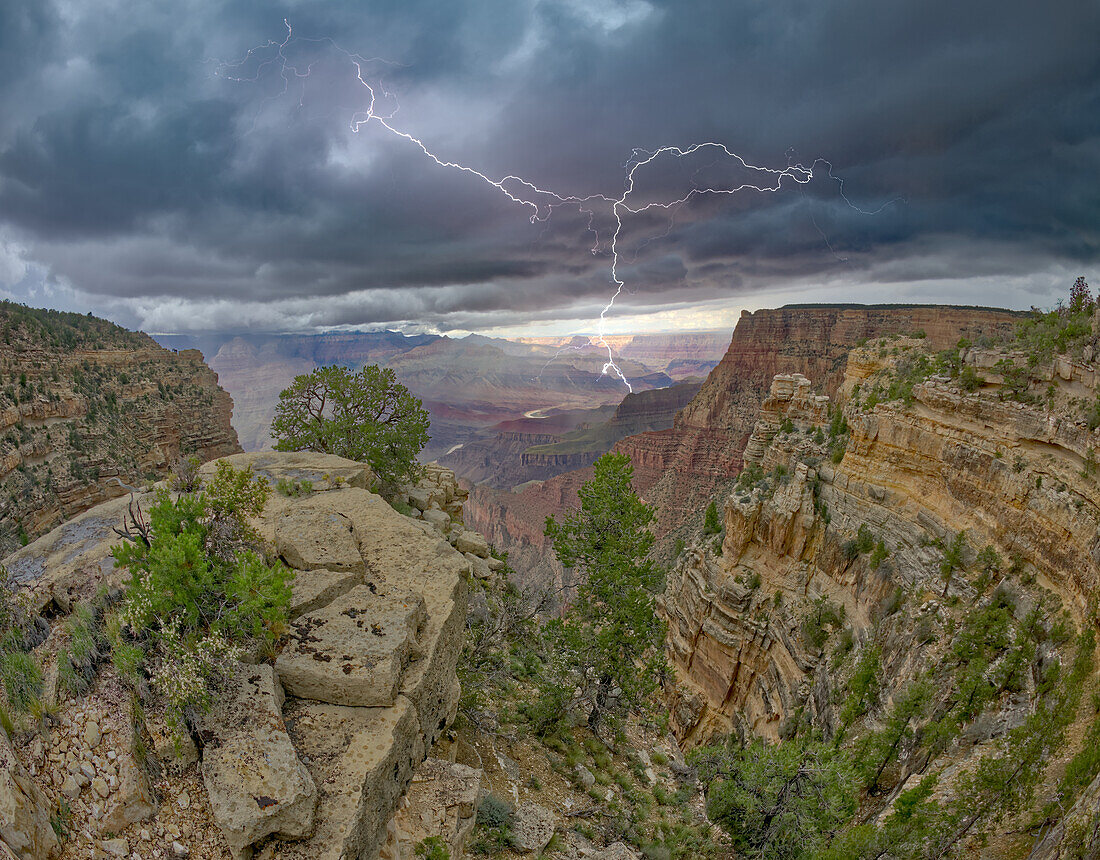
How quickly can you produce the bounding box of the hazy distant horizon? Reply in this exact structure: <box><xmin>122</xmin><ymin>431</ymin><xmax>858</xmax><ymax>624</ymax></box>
<box><xmin>0</xmin><ymin>0</ymin><xmax>1094</xmax><ymax>337</ymax></box>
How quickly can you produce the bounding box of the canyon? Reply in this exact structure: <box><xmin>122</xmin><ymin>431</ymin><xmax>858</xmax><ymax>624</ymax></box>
<box><xmin>466</xmin><ymin>305</ymin><xmax>1027</xmax><ymax>590</ymax></box>
<box><xmin>0</xmin><ymin>304</ymin><xmax>240</xmax><ymax>557</ymax></box>
<box><xmin>160</xmin><ymin>331</ymin><xmax>727</xmax><ymax>461</ymax></box>
<box><xmin>7</xmin><ymin>301</ymin><xmax>1100</xmax><ymax>857</ymax></box>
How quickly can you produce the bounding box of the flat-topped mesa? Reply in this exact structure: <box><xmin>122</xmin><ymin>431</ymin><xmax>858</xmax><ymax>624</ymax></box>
<box><xmin>1</xmin><ymin>452</ymin><xmax>477</xmax><ymax>860</ymax></box>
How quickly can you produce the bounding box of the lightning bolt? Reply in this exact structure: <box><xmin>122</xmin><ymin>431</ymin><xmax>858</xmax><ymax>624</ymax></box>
<box><xmin>217</xmin><ymin>21</ymin><xmax>898</xmax><ymax>393</ymax></box>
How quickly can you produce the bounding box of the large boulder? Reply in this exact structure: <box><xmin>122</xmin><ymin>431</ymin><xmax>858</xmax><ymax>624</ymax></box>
<box><xmin>199</xmin><ymin>664</ymin><xmax>317</xmax><ymax>859</ymax></box>
<box><xmin>510</xmin><ymin>801</ymin><xmax>556</xmax><ymax>854</ymax></box>
<box><xmin>0</xmin><ymin>728</ymin><xmax>58</xmax><ymax>860</ymax></box>
<box><xmin>453</xmin><ymin>531</ymin><xmax>490</xmax><ymax>559</ymax></box>
<box><xmin>276</xmin><ymin>587</ymin><xmax>427</xmax><ymax>707</ymax></box>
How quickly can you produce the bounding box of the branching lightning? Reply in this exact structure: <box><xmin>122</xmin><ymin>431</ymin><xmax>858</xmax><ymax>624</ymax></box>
<box><xmin>217</xmin><ymin>21</ymin><xmax>899</xmax><ymax>393</ymax></box>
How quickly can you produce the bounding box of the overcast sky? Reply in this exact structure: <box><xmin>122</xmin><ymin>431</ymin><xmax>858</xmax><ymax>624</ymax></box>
<box><xmin>0</xmin><ymin>0</ymin><xmax>1096</xmax><ymax>336</ymax></box>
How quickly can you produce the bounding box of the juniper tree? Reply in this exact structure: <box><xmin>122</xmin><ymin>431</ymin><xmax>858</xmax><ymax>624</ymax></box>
<box><xmin>271</xmin><ymin>364</ymin><xmax>429</xmax><ymax>490</ymax></box>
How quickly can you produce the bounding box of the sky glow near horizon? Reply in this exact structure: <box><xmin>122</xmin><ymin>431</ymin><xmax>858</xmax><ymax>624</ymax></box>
<box><xmin>0</xmin><ymin>0</ymin><xmax>1095</xmax><ymax>338</ymax></box>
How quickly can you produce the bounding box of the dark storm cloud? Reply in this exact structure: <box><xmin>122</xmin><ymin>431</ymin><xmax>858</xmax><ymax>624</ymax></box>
<box><xmin>0</xmin><ymin>0</ymin><xmax>1096</xmax><ymax>333</ymax></box>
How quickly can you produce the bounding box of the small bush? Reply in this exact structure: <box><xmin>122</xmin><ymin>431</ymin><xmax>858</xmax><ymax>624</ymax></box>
<box><xmin>703</xmin><ymin>500</ymin><xmax>722</xmax><ymax>535</ymax></box>
<box><xmin>275</xmin><ymin>477</ymin><xmax>313</xmax><ymax>497</ymax></box>
<box><xmin>958</xmin><ymin>366</ymin><xmax>983</xmax><ymax>392</ymax></box>
<box><xmin>476</xmin><ymin>793</ymin><xmax>513</xmax><ymax>829</ymax></box>
<box><xmin>112</xmin><ymin>462</ymin><xmax>292</xmax><ymax>727</ymax></box>
<box><xmin>170</xmin><ymin>456</ymin><xmax>203</xmax><ymax>493</ymax></box>
<box><xmin>414</xmin><ymin>836</ymin><xmax>451</xmax><ymax>860</ymax></box>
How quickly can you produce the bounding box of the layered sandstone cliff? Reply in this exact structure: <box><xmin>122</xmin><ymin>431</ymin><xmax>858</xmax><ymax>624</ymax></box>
<box><xmin>637</xmin><ymin>305</ymin><xmax>1024</xmax><ymax>543</ymax></box>
<box><xmin>464</xmin><ymin>306</ymin><xmax>1024</xmax><ymax>586</ymax></box>
<box><xmin>662</xmin><ymin>335</ymin><xmax>1100</xmax><ymax>855</ymax></box>
<box><xmin>0</xmin><ymin>305</ymin><xmax>240</xmax><ymax>557</ymax></box>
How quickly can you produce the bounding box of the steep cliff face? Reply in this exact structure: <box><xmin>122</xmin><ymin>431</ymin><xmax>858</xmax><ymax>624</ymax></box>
<box><xmin>0</xmin><ymin>305</ymin><xmax>240</xmax><ymax>556</ymax></box>
<box><xmin>662</xmin><ymin>335</ymin><xmax>1100</xmax><ymax>855</ymax></box>
<box><xmin>464</xmin><ymin>306</ymin><xmax>1025</xmax><ymax>585</ymax></box>
<box><xmin>643</xmin><ymin>305</ymin><xmax>1025</xmax><ymax>542</ymax></box>
<box><xmin>466</xmin><ymin>466</ymin><xmax>594</xmax><ymax>591</ymax></box>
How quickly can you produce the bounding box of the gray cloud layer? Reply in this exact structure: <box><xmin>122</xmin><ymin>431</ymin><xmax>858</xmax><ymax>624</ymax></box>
<box><xmin>0</xmin><ymin>0</ymin><xmax>1096</xmax><ymax>334</ymax></box>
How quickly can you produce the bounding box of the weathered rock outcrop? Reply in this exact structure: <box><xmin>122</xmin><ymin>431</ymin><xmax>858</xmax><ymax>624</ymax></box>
<box><xmin>377</xmin><ymin>758</ymin><xmax>482</xmax><ymax>860</ymax></box>
<box><xmin>199</xmin><ymin>664</ymin><xmax>318</xmax><ymax>858</ymax></box>
<box><xmin>1</xmin><ymin>452</ymin><xmax>478</xmax><ymax>860</ymax></box>
<box><xmin>661</xmin><ymin>332</ymin><xmax>1100</xmax><ymax>852</ymax></box>
<box><xmin>0</xmin><ymin>304</ymin><xmax>240</xmax><ymax>556</ymax></box>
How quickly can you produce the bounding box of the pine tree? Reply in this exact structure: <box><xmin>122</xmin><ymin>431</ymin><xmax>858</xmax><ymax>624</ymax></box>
<box><xmin>543</xmin><ymin>452</ymin><xmax>665</xmax><ymax>730</ymax></box>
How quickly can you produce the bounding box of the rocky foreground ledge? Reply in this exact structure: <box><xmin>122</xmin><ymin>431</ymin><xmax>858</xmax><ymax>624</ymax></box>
<box><xmin>1</xmin><ymin>453</ymin><xmax>490</xmax><ymax>860</ymax></box>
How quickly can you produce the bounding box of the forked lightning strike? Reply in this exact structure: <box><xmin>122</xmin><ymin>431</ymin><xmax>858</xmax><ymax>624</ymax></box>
<box><xmin>218</xmin><ymin>21</ymin><xmax>893</xmax><ymax>392</ymax></box>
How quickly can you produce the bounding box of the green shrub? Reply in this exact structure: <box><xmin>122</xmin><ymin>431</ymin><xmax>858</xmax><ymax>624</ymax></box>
<box><xmin>275</xmin><ymin>477</ymin><xmax>313</xmax><ymax>497</ymax></box>
<box><xmin>477</xmin><ymin>793</ymin><xmax>513</xmax><ymax>829</ymax></box>
<box><xmin>703</xmin><ymin>500</ymin><xmax>722</xmax><ymax>535</ymax></box>
<box><xmin>800</xmin><ymin>598</ymin><xmax>845</xmax><ymax>650</ymax></box>
<box><xmin>958</xmin><ymin>366</ymin><xmax>983</xmax><ymax>392</ymax></box>
<box><xmin>111</xmin><ymin>462</ymin><xmax>292</xmax><ymax>726</ymax></box>
<box><xmin>414</xmin><ymin>836</ymin><xmax>451</xmax><ymax>860</ymax></box>
<box><xmin>699</xmin><ymin>737</ymin><xmax>857</xmax><ymax>859</ymax></box>
<box><xmin>869</xmin><ymin>541</ymin><xmax>889</xmax><ymax>570</ymax></box>
<box><xmin>1</xmin><ymin>649</ymin><xmax>42</xmax><ymax>712</ymax></box>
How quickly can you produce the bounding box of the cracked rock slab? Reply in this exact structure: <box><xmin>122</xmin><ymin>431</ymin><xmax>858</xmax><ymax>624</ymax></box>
<box><xmin>276</xmin><ymin>586</ymin><xmax>427</xmax><ymax>707</ymax></box>
<box><xmin>289</xmin><ymin>568</ymin><xmax>363</xmax><ymax>620</ymax></box>
<box><xmin>282</xmin><ymin>696</ymin><xmax>425</xmax><ymax>860</ymax></box>
<box><xmin>199</xmin><ymin>664</ymin><xmax>317</xmax><ymax>859</ymax></box>
<box><xmin>276</xmin><ymin>505</ymin><xmax>365</xmax><ymax>573</ymax></box>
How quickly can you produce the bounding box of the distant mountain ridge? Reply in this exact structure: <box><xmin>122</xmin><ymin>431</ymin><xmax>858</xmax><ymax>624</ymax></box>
<box><xmin>156</xmin><ymin>329</ymin><xmax>728</xmax><ymax>459</ymax></box>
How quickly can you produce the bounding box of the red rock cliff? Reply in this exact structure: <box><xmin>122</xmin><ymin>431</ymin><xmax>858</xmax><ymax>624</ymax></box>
<box><xmin>465</xmin><ymin>305</ymin><xmax>1024</xmax><ymax>582</ymax></box>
